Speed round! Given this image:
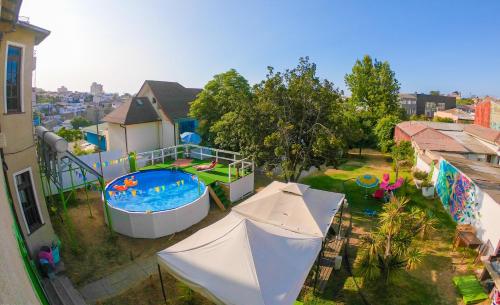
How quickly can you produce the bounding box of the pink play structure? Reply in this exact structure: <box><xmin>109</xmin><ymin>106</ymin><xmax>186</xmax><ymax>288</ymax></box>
<box><xmin>372</xmin><ymin>173</ymin><xmax>404</xmax><ymax>200</ymax></box>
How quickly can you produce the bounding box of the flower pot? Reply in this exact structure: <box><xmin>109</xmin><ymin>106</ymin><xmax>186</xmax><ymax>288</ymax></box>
<box><xmin>422</xmin><ymin>186</ymin><xmax>434</xmax><ymax>198</ymax></box>
<box><xmin>414</xmin><ymin>179</ymin><xmax>423</xmax><ymax>189</ymax></box>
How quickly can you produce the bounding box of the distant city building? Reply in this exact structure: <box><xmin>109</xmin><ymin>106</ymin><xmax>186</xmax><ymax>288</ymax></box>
<box><xmin>398</xmin><ymin>93</ymin><xmax>456</xmax><ymax>117</ymax></box>
<box><xmin>57</xmin><ymin>85</ymin><xmax>68</xmax><ymax>94</ymax></box>
<box><xmin>448</xmin><ymin>91</ymin><xmax>462</xmax><ymax>100</ymax></box>
<box><xmin>433</xmin><ymin>108</ymin><xmax>474</xmax><ymax>123</ymax></box>
<box><xmin>475</xmin><ymin>97</ymin><xmax>500</xmax><ymax>131</ymax></box>
<box><xmin>90</xmin><ymin>82</ymin><xmax>104</xmax><ymax>95</ymax></box>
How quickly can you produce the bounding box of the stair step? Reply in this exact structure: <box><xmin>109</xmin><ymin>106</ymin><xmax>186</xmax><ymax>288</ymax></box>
<box><xmin>42</xmin><ymin>278</ymin><xmax>64</xmax><ymax>305</ymax></box>
<box><xmin>48</xmin><ymin>275</ymin><xmax>87</xmax><ymax>305</ymax></box>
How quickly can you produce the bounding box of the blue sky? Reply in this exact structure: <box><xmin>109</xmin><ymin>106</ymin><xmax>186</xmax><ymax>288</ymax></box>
<box><xmin>22</xmin><ymin>0</ymin><xmax>500</xmax><ymax>96</ymax></box>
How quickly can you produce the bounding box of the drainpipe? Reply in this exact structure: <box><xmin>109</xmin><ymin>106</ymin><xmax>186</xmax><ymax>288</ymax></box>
<box><xmin>119</xmin><ymin>124</ymin><xmax>128</xmax><ymax>154</ymax></box>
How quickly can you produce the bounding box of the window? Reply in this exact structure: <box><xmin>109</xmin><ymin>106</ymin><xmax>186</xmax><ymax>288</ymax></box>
<box><xmin>6</xmin><ymin>45</ymin><xmax>22</xmax><ymax>113</ymax></box>
<box><xmin>14</xmin><ymin>170</ymin><xmax>43</xmax><ymax>233</ymax></box>
<box><xmin>437</xmin><ymin>103</ymin><xmax>446</xmax><ymax>111</ymax></box>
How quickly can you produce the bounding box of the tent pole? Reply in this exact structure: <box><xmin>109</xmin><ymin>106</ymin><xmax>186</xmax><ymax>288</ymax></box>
<box><xmin>158</xmin><ymin>264</ymin><xmax>167</xmax><ymax>305</ymax></box>
<box><xmin>337</xmin><ymin>199</ymin><xmax>345</xmax><ymax>239</ymax></box>
<box><xmin>313</xmin><ymin>240</ymin><xmax>324</xmax><ymax>294</ymax></box>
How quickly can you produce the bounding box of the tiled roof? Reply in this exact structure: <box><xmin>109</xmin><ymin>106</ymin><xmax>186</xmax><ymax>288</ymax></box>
<box><xmin>103</xmin><ymin>97</ymin><xmax>160</xmax><ymax>125</ymax></box>
<box><xmin>396</xmin><ymin>121</ymin><xmax>428</xmax><ymax>137</ymax></box>
<box><xmin>441</xmin><ymin>131</ymin><xmax>496</xmax><ymax>154</ymax></box>
<box><xmin>412</xmin><ymin>128</ymin><xmax>468</xmax><ymax>153</ymax></box>
<box><xmin>144</xmin><ymin>81</ymin><xmax>201</xmax><ymax>121</ymax></box>
<box><xmin>464</xmin><ymin>124</ymin><xmax>500</xmax><ymax>145</ymax></box>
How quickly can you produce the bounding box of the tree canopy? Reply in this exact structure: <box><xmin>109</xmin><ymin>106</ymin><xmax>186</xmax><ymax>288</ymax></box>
<box><xmin>344</xmin><ymin>55</ymin><xmax>405</xmax><ymax>153</ymax></box>
<box><xmin>190</xmin><ymin>58</ymin><xmax>350</xmax><ymax>182</ymax></box>
<box><xmin>57</xmin><ymin>127</ymin><xmax>82</xmax><ymax>142</ymax></box>
<box><xmin>189</xmin><ymin>69</ymin><xmax>252</xmax><ymax>147</ymax></box>
<box><xmin>71</xmin><ymin>116</ymin><xmax>92</xmax><ymax>129</ymax></box>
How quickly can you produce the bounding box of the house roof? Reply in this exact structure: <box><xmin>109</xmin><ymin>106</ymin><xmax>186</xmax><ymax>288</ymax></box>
<box><xmin>143</xmin><ymin>81</ymin><xmax>201</xmax><ymax>121</ymax></box>
<box><xmin>103</xmin><ymin>97</ymin><xmax>160</xmax><ymax>125</ymax></box>
<box><xmin>437</xmin><ymin>108</ymin><xmax>474</xmax><ymax>121</ymax></box>
<box><xmin>463</xmin><ymin>124</ymin><xmax>500</xmax><ymax>145</ymax></box>
<box><xmin>440</xmin><ymin>153</ymin><xmax>500</xmax><ymax>203</ymax></box>
<box><xmin>412</xmin><ymin>128</ymin><xmax>469</xmax><ymax>153</ymax></box>
<box><xmin>440</xmin><ymin>131</ymin><xmax>496</xmax><ymax>154</ymax></box>
<box><xmin>396</xmin><ymin>121</ymin><xmax>428</xmax><ymax>137</ymax></box>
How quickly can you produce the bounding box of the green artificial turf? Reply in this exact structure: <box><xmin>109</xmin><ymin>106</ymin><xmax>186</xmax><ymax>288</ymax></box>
<box><xmin>140</xmin><ymin>159</ymin><xmax>241</xmax><ymax>185</ymax></box>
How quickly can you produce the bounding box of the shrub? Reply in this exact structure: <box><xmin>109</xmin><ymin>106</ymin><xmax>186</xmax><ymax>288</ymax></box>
<box><xmin>413</xmin><ymin>170</ymin><xmax>428</xmax><ymax>180</ymax></box>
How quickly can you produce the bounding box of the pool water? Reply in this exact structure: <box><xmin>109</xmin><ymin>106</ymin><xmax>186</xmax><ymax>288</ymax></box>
<box><xmin>105</xmin><ymin>169</ymin><xmax>206</xmax><ymax>212</ymax></box>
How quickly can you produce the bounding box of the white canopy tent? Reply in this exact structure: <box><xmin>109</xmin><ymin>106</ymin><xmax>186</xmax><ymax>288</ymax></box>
<box><xmin>157</xmin><ymin>182</ymin><xmax>345</xmax><ymax>305</ymax></box>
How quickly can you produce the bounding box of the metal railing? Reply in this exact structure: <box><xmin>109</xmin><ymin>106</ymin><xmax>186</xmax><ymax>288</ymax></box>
<box><xmin>135</xmin><ymin>144</ymin><xmax>253</xmax><ymax>183</ymax></box>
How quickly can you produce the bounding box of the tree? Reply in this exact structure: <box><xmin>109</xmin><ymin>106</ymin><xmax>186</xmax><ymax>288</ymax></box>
<box><xmin>253</xmin><ymin>58</ymin><xmax>347</xmax><ymax>181</ymax></box>
<box><xmin>71</xmin><ymin>116</ymin><xmax>92</xmax><ymax>129</ymax></box>
<box><xmin>429</xmin><ymin>90</ymin><xmax>440</xmax><ymax>96</ymax></box>
<box><xmin>391</xmin><ymin>140</ymin><xmax>414</xmax><ymax>179</ymax></box>
<box><xmin>374</xmin><ymin>115</ymin><xmax>402</xmax><ymax>153</ymax></box>
<box><xmin>189</xmin><ymin>69</ymin><xmax>252</xmax><ymax>147</ymax></box>
<box><xmin>433</xmin><ymin>116</ymin><xmax>454</xmax><ymax>123</ymax></box>
<box><xmin>57</xmin><ymin>127</ymin><xmax>82</xmax><ymax>142</ymax></box>
<box><xmin>358</xmin><ymin>197</ymin><xmax>435</xmax><ymax>284</ymax></box>
<box><xmin>344</xmin><ymin>55</ymin><xmax>404</xmax><ymax>153</ymax></box>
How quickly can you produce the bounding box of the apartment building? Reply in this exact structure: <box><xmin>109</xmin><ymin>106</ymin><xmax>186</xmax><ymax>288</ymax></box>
<box><xmin>399</xmin><ymin>93</ymin><xmax>456</xmax><ymax>117</ymax></box>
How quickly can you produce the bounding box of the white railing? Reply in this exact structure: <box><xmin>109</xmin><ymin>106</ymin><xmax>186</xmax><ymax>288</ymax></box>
<box><xmin>228</xmin><ymin>157</ymin><xmax>254</xmax><ymax>183</ymax></box>
<box><xmin>135</xmin><ymin>144</ymin><xmax>253</xmax><ymax>183</ymax></box>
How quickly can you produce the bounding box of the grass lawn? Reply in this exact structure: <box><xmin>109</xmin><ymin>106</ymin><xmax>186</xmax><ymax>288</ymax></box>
<box><xmin>299</xmin><ymin>153</ymin><xmax>484</xmax><ymax>305</ymax></box>
<box><xmin>57</xmin><ymin>153</ymin><xmax>486</xmax><ymax>305</ymax></box>
<box><xmin>141</xmin><ymin>158</ymin><xmax>242</xmax><ymax>184</ymax></box>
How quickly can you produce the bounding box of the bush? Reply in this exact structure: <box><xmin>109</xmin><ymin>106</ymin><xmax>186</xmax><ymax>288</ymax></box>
<box><xmin>421</xmin><ymin>179</ymin><xmax>433</xmax><ymax>188</ymax></box>
<box><xmin>413</xmin><ymin>170</ymin><xmax>428</xmax><ymax>180</ymax></box>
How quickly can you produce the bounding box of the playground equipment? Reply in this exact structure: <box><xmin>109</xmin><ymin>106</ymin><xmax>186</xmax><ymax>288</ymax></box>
<box><xmin>35</xmin><ymin>126</ymin><xmax>113</xmax><ymax>231</ymax></box>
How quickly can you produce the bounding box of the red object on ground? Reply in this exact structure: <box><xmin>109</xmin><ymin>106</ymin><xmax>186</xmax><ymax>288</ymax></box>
<box><xmin>372</xmin><ymin>189</ymin><xmax>385</xmax><ymax>199</ymax></box>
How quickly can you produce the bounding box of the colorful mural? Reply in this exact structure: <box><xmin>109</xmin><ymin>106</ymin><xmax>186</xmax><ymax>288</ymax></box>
<box><xmin>435</xmin><ymin>160</ymin><xmax>478</xmax><ymax>223</ymax></box>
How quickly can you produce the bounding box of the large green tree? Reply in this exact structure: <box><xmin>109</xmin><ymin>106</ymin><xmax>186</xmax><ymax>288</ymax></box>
<box><xmin>252</xmin><ymin>58</ymin><xmax>347</xmax><ymax>181</ymax></box>
<box><xmin>189</xmin><ymin>69</ymin><xmax>252</xmax><ymax>147</ymax></box>
<box><xmin>345</xmin><ymin>55</ymin><xmax>404</xmax><ymax>152</ymax></box>
<box><xmin>374</xmin><ymin>115</ymin><xmax>402</xmax><ymax>153</ymax></box>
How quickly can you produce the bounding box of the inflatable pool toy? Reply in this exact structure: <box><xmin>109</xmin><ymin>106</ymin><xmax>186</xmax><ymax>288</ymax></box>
<box><xmin>113</xmin><ymin>185</ymin><xmax>128</xmax><ymax>192</ymax></box>
<box><xmin>124</xmin><ymin>178</ymin><xmax>138</xmax><ymax>187</ymax></box>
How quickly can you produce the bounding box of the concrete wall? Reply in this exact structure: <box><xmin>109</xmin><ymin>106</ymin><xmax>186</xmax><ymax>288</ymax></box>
<box><xmin>415</xmin><ymin>154</ymin><xmax>431</xmax><ymax>173</ymax></box>
<box><xmin>0</xmin><ymin>157</ymin><xmax>42</xmax><ymax>305</ymax></box>
<box><xmin>137</xmin><ymin>84</ymin><xmax>176</xmax><ymax>147</ymax></box>
<box><xmin>474</xmin><ymin>190</ymin><xmax>500</xmax><ymax>250</ymax></box>
<box><xmin>0</xmin><ymin>25</ymin><xmax>55</xmax><ymax>255</ymax></box>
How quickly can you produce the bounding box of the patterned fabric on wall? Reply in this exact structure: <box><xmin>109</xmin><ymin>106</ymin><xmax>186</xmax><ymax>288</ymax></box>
<box><xmin>435</xmin><ymin>160</ymin><xmax>478</xmax><ymax>224</ymax></box>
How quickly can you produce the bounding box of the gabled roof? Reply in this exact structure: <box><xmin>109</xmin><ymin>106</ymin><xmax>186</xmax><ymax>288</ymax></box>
<box><xmin>143</xmin><ymin>81</ymin><xmax>201</xmax><ymax>121</ymax></box>
<box><xmin>103</xmin><ymin>97</ymin><xmax>160</xmax><ymax>125</ymax></box>
<box><xmin>396</xmin><ymin>121</ymin><xmax>428</xmax><ymax>137</ymax></box>
<box><xmin>464</xmin><ymin>124</ymin><xmax>500</xmax><ymax>145</ymax></box>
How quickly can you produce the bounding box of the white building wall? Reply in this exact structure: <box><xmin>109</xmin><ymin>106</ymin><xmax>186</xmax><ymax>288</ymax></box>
<box><xmin>473</xmin><ymin>191</ymin><xmax>500</xmax><ymax>252</ymax></box>
<box><xmin>137</xmin><ymin>83</ymin><xmax>176</xmax><ymax>148</ymax></box>
<box><xmin>107</xmin><ymin>123</ymin><xmax>127</xmax><ymax>154</ymax></box>
<box><xmin>126</xmin><ymin>122</ymin><xmax>160</xmax><ymax>153</ymax></box>
<box><xmin>415</xmin><ymin>155</ymin><xmax>431</xmax><ymax>173</ymax></box>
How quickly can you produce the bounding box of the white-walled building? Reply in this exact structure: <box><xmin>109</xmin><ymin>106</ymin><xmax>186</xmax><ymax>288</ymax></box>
<box><xmin>102</xmin><ymin>81</ymin><xmax>200</xmax><ymax>154</ymax></box>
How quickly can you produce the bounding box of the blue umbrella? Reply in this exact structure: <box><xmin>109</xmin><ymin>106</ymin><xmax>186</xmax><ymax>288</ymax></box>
<box><xmin>356</xmin><ymin>174</ymin><xmax>380</xmax><ymax>197</ymax></box>
<box><xmin>180</xmin><ymin>132</ymin><xmax>202</xmax><ymax>144</ymax></box>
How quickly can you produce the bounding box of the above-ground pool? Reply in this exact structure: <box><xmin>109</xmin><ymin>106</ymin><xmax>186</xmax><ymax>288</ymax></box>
<box><xmin>105</xmin><ymin>169</ymin><xmax>209</xmax><ymax>238</ymax></box>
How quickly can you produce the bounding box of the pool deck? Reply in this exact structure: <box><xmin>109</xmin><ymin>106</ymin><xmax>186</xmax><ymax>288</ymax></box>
<box><xmin>140</xmin><ymin>159</ymin><xmax>240</xmax><ymax>185</ymax></box>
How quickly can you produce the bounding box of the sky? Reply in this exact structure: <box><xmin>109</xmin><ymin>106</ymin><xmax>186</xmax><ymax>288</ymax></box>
<box><xmin>21</xmin><ymin>0</ymin><xmax>500</xmax><ymax>96</ymax></box>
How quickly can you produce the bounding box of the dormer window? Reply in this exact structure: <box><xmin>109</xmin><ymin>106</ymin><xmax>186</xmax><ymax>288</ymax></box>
<box><xmin>6</xmin><ymin>44</ymin><xmax>23</xmax><ymax>113</ymax></box>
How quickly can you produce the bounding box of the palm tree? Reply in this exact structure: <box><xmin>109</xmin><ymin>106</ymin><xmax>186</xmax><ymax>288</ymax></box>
<box><xmin>358</xmin><ymin>196</ymin><xmax>432</xmax><ymax>284</ymax></box>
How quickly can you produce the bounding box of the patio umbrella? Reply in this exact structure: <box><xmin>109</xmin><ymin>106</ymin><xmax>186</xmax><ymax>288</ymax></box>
<box><xmin>356</xmin><ymin>174</ymin><xmax>380</xmax><ymax>197</ymax></box>
<box><xmin>180</xmin><ymin>132</ymin><xmax>202</xmax><ymax>144</ymax></box>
